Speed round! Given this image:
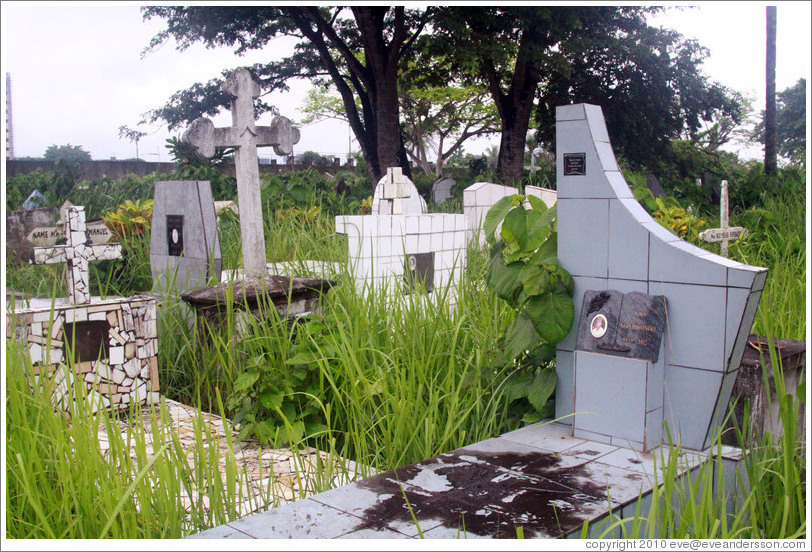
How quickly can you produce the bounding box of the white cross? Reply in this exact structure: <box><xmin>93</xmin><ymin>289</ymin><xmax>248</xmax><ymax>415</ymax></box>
<box><xmin>698</xmin><ymin>180</ymin><xmax>748</xmax><ymax>257</ymax></box>
<box><xmin>183</xmin><ymin>67</ymin><xmax>300</xmax><ymax>278</ymax></box>
<box><xmin>33</xmin><ymin>206</ymin><xmax>123</xmax><ymax>304</ymax></box>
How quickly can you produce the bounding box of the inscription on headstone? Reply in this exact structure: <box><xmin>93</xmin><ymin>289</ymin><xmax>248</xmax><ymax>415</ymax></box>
<box><xmin>576</xmin><ymin>290</ymin><xmax>667</xmax><ymax>362</ymax></box>
<box><xmin>563</xmin><ymin>153</ymin><xmax>586</xmax><ymax>176</ymax></box>
<box><xmin>404</xmin><ymin>252</ymin><xmax>435</xmax><ymax>293</ymax></box>
<box><xmin>63</xmin><ymin>320</ymin><xmax>111</xmax><ymax>364</ymax></box>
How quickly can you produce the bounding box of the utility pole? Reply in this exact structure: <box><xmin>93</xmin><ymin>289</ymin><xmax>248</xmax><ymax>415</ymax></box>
<box><xmin>765</xmin><ymin>6</ymin><xmax>777</xmax><ymax>174</ymax></box>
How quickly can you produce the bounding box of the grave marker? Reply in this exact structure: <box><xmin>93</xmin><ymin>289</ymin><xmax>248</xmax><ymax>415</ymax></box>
<box><xmin>33</xmin><ymin>206</ymin><xmax>122</xmax><ymax>304</ymax></box>
<box><xmin>183</xmin><ymin>67</ymin><xmax>300</xmax><ymax>278</ymax></box>
<box><xmin>371</xmin><ymin>167</ymin><xmax>426</xmax><ymax>215</ymax></box>
<box><xmin>150</xmin><ymin>181</ymin><xmax>222</xmax><ymax>292</ymax></box>
<box><xmin>698</xmin><ymin>180</ymin><xmax>748</xmax><ymax>257</ymax></box>
<box><xmin>555</xmin><ymin>104</ymin><xmax>767</xmax><ymax>451</ymax></box>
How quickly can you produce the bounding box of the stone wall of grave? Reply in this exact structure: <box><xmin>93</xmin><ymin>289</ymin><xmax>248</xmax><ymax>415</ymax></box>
<box><xmin>7</xmin><ymin>295</ymin><xmax>159</xmax><ymax>411</ymax></box>
<box><xmin>335</xmin><ymin>214</ymin><xmax>467</xmax><ymax>295</ymax></box>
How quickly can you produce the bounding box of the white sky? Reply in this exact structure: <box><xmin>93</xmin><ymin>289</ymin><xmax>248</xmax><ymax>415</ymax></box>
<box><xmin>1</xmin><ymin>1</ymin><xmax>810</xmax><ymax>163</ymax></box>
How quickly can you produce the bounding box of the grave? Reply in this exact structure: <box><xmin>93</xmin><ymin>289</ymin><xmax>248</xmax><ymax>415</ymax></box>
<box><xmin>336</xmin><ymin>168</ymin><xmax>466</xmax><ymax>302</ymax></box>
<box><xmin>698</xmin><ymin>179</ymin><xmax>748</xmax><ymax>257</ymax></box>
<box><xmin>7</xmin><ymin>206</ymin><xmax>159</xmax><ymax>412</ymax></box>
<box><xmin>554</xmin><ymin>104</ymin><xmax>767</xmax><ymax>451</ymax></box>
<box><xmin>182</xmin><ymin>67</ymin><xmax>300</xmax><ymax>278</ymax></box>
<box><xmin>431</xmin><ymin>177</ymin><xmax>455</xmax><ymax>204</ymax></box>
<box><xmin>463</xmin><ymin>182</ymin><xmax>557</xmax><ymax>247</ymax></box>
<box><xmin>150</xmin><ymin>180</ymin><xmax>222</xmax><ymax>292</ymax></box>
<box><xmin>370</xmin><ymin>167</ymin><xmax>427</xmax><ymax>215</ymax></box>
<box><xmin>6</xmin><ymin>205</ymin><xmax>57</xmax><ymax>264</ymax></box>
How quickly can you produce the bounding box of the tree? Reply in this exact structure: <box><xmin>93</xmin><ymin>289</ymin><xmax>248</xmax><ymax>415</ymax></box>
<box><xmin>754</xmin><ymin>78</ymin><xmax>806</xmax><ymax>166</ymax></box>
<box><xmin>142</xmin><ymin>6</ymin><xmax>431</xmax><ymax>187</ymax></box>
<box><xmin>433</xmin><ymin>7</ymin><xmax>742</xmax><ymax>183</ymax></box>
<box><xmin>43</xmin><ymin>144</ymin><xmax>92</xmax><ymax>162</ymax></box>
<box><xmin>118</xmin><ymin>125</ymin><xmax>147</xmax><ymax>160</ymax></box>
<box><xmin>764</xmin><ymin>6</ymin><xmax>778</xmax><ymax>174</ymax></box>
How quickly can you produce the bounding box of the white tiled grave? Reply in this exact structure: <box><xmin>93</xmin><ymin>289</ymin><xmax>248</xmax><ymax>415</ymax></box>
<box><xmin>188</xmin><ymin>421</ymin><xmax>743</xmax><ymax>539</ymax></box>
<box><xmin>7</xmin><ymin>295</ymin><xmax>159</xmax><ymax>411</ymax></box>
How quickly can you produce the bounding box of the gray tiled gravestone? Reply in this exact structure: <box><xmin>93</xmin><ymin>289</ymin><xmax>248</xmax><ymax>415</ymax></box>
<box><xmin>150</xmin><ymin>181</ymin><xmax>222</xmax><ymax>292</ymax></box>
<box><xmin>554</xmin><ymin>104</ymin><xmax>767</xmax><ymax>451</ymax></box>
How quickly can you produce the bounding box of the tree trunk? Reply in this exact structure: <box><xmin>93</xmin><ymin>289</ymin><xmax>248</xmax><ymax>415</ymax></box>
<box><xmin>765</xmin><ymin>6</ymin><xmax>777</xmax><ymax>174</ymax></box>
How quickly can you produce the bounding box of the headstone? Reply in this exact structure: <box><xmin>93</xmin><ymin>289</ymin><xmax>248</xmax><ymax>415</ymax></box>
<box><xmin>150</xmin><ymin>181</ymin><xmax>222</xmax><ymax>292</ymax></box>
<box><xmin>646</xmin><ymin>174</ymin><xmax>665</xmax><ymax>198</ymax></box>
<box><xmin>33</xmin><ymin>206</ymin><xmax>123</xmax><ymax>304</ymax></box>
<box><xmin>22</xmin><ymin>190</ymin><xmax>47</xmax><ymax>210</ymax></box>
<box><xmin>5</xmin><ymin>205</ymin><xmax>57</xmax><ymax>264</ymax></box>
<box><xmin>183</xmin><ymin>67</ymin><xmax>300</xmax><ymax>278</ymax></box>
<box><xmin>431</xmin><ymin>177</ymin><xmax>456</xmax><ymax>204</ymax></box>
<box><xmin>371</xmin><ymin>167</ymin><xmax>426</xmax><ymax>215</ymax></box>
<box><xmin>555</xmin><ymin>104</ymin><xmax>767</xmax><ymax>451</ymax></box>
<box><xmin>699</xmin><ymin>180</ymin><xmax>748</xmax><ymax>257</ymax></box>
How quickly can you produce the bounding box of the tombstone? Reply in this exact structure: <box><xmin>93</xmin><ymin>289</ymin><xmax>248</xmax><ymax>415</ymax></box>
<box><xmin>8</xmin><ymin>206</ymin><xmax>160</xmax><ymax>412</ymax></box>
<box><xmin>22</xmin><ymin>189</ymin><xmax>47</xmax><ymax>210</ymax></box>
<box><xmin>699</xmin><ymin>180</ymin><xmax>748</xmax><ymax>257</ymax></box>
<box><xmin>431</xmin><ymin>177</ymin><xmax>456</xmax><ymax>204</ymax></box>
<box><xmin>182</xmin><ymin>67</ymin><xmax>300</xmax><ymax>279</ymax></box>
<box><xmin>524</xmin><ymin>185</ymin><xmax>557</xmax><ymax>208</ymax></box>
<box><xmin>646</xmin><ymin>174</ymin><xmax>665</xmax><ymax>198</ymax></box>
<box><xmin>463</xmin><ymin>182</ymin><xmax>518</xmax><ymax>247</ymax></box>
<box><xmin>5</xmin><ymin>205</ymin><xmax>57</xmax><ymax>265</ymax></box>
<box><xmin>371</xmin><ymin>167</ymin><xmax>426</xmax><ymax>215</ymax></box>
<box><xmin>150</xmin><ymin>181</ymin><xmax>222</xmax><ymax>292</ymax></box>
<box><xmin>555</xmin><ymin>104</ymin><xmax>767</xmax><ymax>452</ymax></box>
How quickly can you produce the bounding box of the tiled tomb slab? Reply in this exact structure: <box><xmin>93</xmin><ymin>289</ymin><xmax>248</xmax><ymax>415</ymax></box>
<box><xmin>7</xmin><ymin>295</ymin><xmax>159</xmax><ymax>411</ymax></box>
<box><xmin>150</xmin><ymin>180</ymin><xmax>222</xmax><ymax>292</ymax></box>
<box><xmin>335</xmin><ymin>212</ymin><xmax>467</xmax><ymax>303</ymax></box>
<box><xmin>188</xmin><ymin>421</ymin><xmax>727</xmax><ymax>540</ymax></box>
<box><xmin>555</xmin><ymin>103</ymin><xmax>768</xmax><ymax>451</ymax></box>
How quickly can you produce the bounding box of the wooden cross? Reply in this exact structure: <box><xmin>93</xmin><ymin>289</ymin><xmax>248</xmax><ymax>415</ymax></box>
<box><xmin>182</xmin><ymin>67</ymin><xmax>301</xmax><ymax>278</ymax></box>
<box><xmin>33</xmin><ymin>206</ymin><xmax>123</xmax><ymax>304</ymax></box>
<box><xmin>698</xmin><ymin>180</ymin><xmax>748</xmax><ymax>257</ymax></box>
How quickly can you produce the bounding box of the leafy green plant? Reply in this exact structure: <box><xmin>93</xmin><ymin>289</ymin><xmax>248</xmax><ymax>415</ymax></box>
<box><xmin>102</xmin><ymin>199</ymin><xmax>154</xmax><ymax>241</ymax></box>
<box><xmin>483</xmin><ymin>194</ymin><xmax>574</xmax><ymax>422</ymax></box>
<box><xmin>651</xmin><ymin>197</ymin><xmax>707</xmax><ymax>243</ymax></box>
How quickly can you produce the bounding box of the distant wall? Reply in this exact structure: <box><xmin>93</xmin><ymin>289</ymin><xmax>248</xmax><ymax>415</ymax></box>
<box><xmin>6</xmin><ymin>159</ymin><xmax>356</xmax><ymax>181</ymax></box>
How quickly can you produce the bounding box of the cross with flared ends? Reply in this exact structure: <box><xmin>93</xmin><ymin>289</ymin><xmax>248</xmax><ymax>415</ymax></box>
<box><xmin>182</xmin><ymin>67</ymin><xmax>301</xmax><ymax>278</ymax></box>
<box><xmin>33</xmin><ymin>206</ymin><xmax>122</xmax><ymax>304</ymax></box>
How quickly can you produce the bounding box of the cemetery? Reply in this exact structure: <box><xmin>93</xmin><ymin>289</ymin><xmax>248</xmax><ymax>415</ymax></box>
<box><xmin>4</xmin><ymin>11</ymin><xmax>806</xmax><ymax>540</ymax></box>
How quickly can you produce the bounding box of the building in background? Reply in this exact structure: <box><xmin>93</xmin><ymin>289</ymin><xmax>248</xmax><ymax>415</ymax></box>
<box><xmin>6</xmin><ymin>72</ymin><xmax>14</xmax><ymax>159</ymax></box>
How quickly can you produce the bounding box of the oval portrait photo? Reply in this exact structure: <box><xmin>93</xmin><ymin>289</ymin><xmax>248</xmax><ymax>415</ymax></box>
<box><xmin>590</xmin><ymin>314</ymin><xmax>608</xmax><ymax>338</ymax></box>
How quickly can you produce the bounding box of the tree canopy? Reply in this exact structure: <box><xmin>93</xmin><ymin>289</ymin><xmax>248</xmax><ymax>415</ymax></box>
<box><xmin>755</xmin><ymin>78</ymin><xmax>806</xmax><ymax>166</ymax></box>
<box><xmin>142</xmin><ymin>6</ymin><xmax>744</xmax><ymax>187</ymax></box>
<box><xmin>43</xmin><ymin>144</ymin><xmax>92</xmax><ymax>162</ymax></box>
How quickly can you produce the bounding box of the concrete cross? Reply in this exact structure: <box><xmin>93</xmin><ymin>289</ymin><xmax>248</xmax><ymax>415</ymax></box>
<box><xmin>182</xmin><ymin>67</ymin><xmax>301</xmax><ymax>278</ymax></box>
<box><xmin>33</xmin><ymin>206</ymin><xmax>123</xmax><ymax>304</ymax></box>
<box><xmin>698</xmin><ymin>179</ymin><xmax>748</xmax><ymax>257</ymax></box>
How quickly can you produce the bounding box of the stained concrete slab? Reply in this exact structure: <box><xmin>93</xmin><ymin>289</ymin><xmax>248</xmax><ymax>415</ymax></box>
<box><xmin>188</xmin><ymin>421</ymin><xmax>711</xmax><ymax>540</ymax></box>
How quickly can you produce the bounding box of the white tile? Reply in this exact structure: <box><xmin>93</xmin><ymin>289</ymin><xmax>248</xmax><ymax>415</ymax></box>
<box><xmin>406</xmin><ymin>215</ymin><xmax>419</xmax><ymax>234</ymax></box>
<box><xmin>430</xmin><ymin>233</ymin><xmax>442</xmax><ymax>250</ymax></box>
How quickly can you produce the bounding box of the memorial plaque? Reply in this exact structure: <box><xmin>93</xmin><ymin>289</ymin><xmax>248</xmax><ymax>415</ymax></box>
<box><xmin>576</xmin><ymin>290</ymin><xmax>667</xmax><ymax>362</ymax></box>
<box><xmin>403</xmin><ymin>252</ymin><xmax>434</xmax><ymax>293</ymax></box>
<box><xmin>63</xmin><ymin>320</ymin><xmax>110</xmax><ymax>363</ymax></box>
<box><xmin>166</xmin><ymin>215</ymin><xmax>184</xmax><ymax>257</ymax></box>
<box><xmin>563</xmin><ymin>153</ymin><xmax>586</xmax><ymax>176</ymax></box>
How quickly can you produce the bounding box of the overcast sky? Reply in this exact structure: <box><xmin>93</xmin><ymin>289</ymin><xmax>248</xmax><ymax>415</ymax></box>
<box><xmin>2</xmin><ymin>2</ymin><xmax>810</xmax><ymax>164</ymax></box>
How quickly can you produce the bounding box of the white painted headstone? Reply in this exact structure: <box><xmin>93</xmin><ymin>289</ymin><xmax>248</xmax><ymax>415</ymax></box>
<box><xmin>371</xmin><ymin>167</ymin><xmax>426</xmax><ymax>215</ymax></box>
<box><xmin>32</xmin><ymin>206</ymin><xmax>122</xmax><ymax>304</ymax></box>
<box><xmin>183</xmin><ymin>67</ymin><xmax>300</xmax><ymax>278</ymax></box>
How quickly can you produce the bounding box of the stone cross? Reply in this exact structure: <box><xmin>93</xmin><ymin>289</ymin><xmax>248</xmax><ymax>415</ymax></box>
<box><xmin>182</xmin><ymin>67</ymin><xmax>301</xmax><ymax>278</ymax></box>
<box><xmin>33</xmin><ymin>206</ymin><xmax>122</xmax><ymax>304</ymax></box>
<box><xmin>699</xmin><ymin>180</ymin><xmax>748</xmax><ymax>257</ymax></box>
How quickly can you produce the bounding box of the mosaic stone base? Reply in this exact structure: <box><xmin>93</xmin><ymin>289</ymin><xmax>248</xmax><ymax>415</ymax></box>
<box><xmin>7</xmin><ymin>295</ymin><xmax>159</xmax><ymax>411</ymax></box>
